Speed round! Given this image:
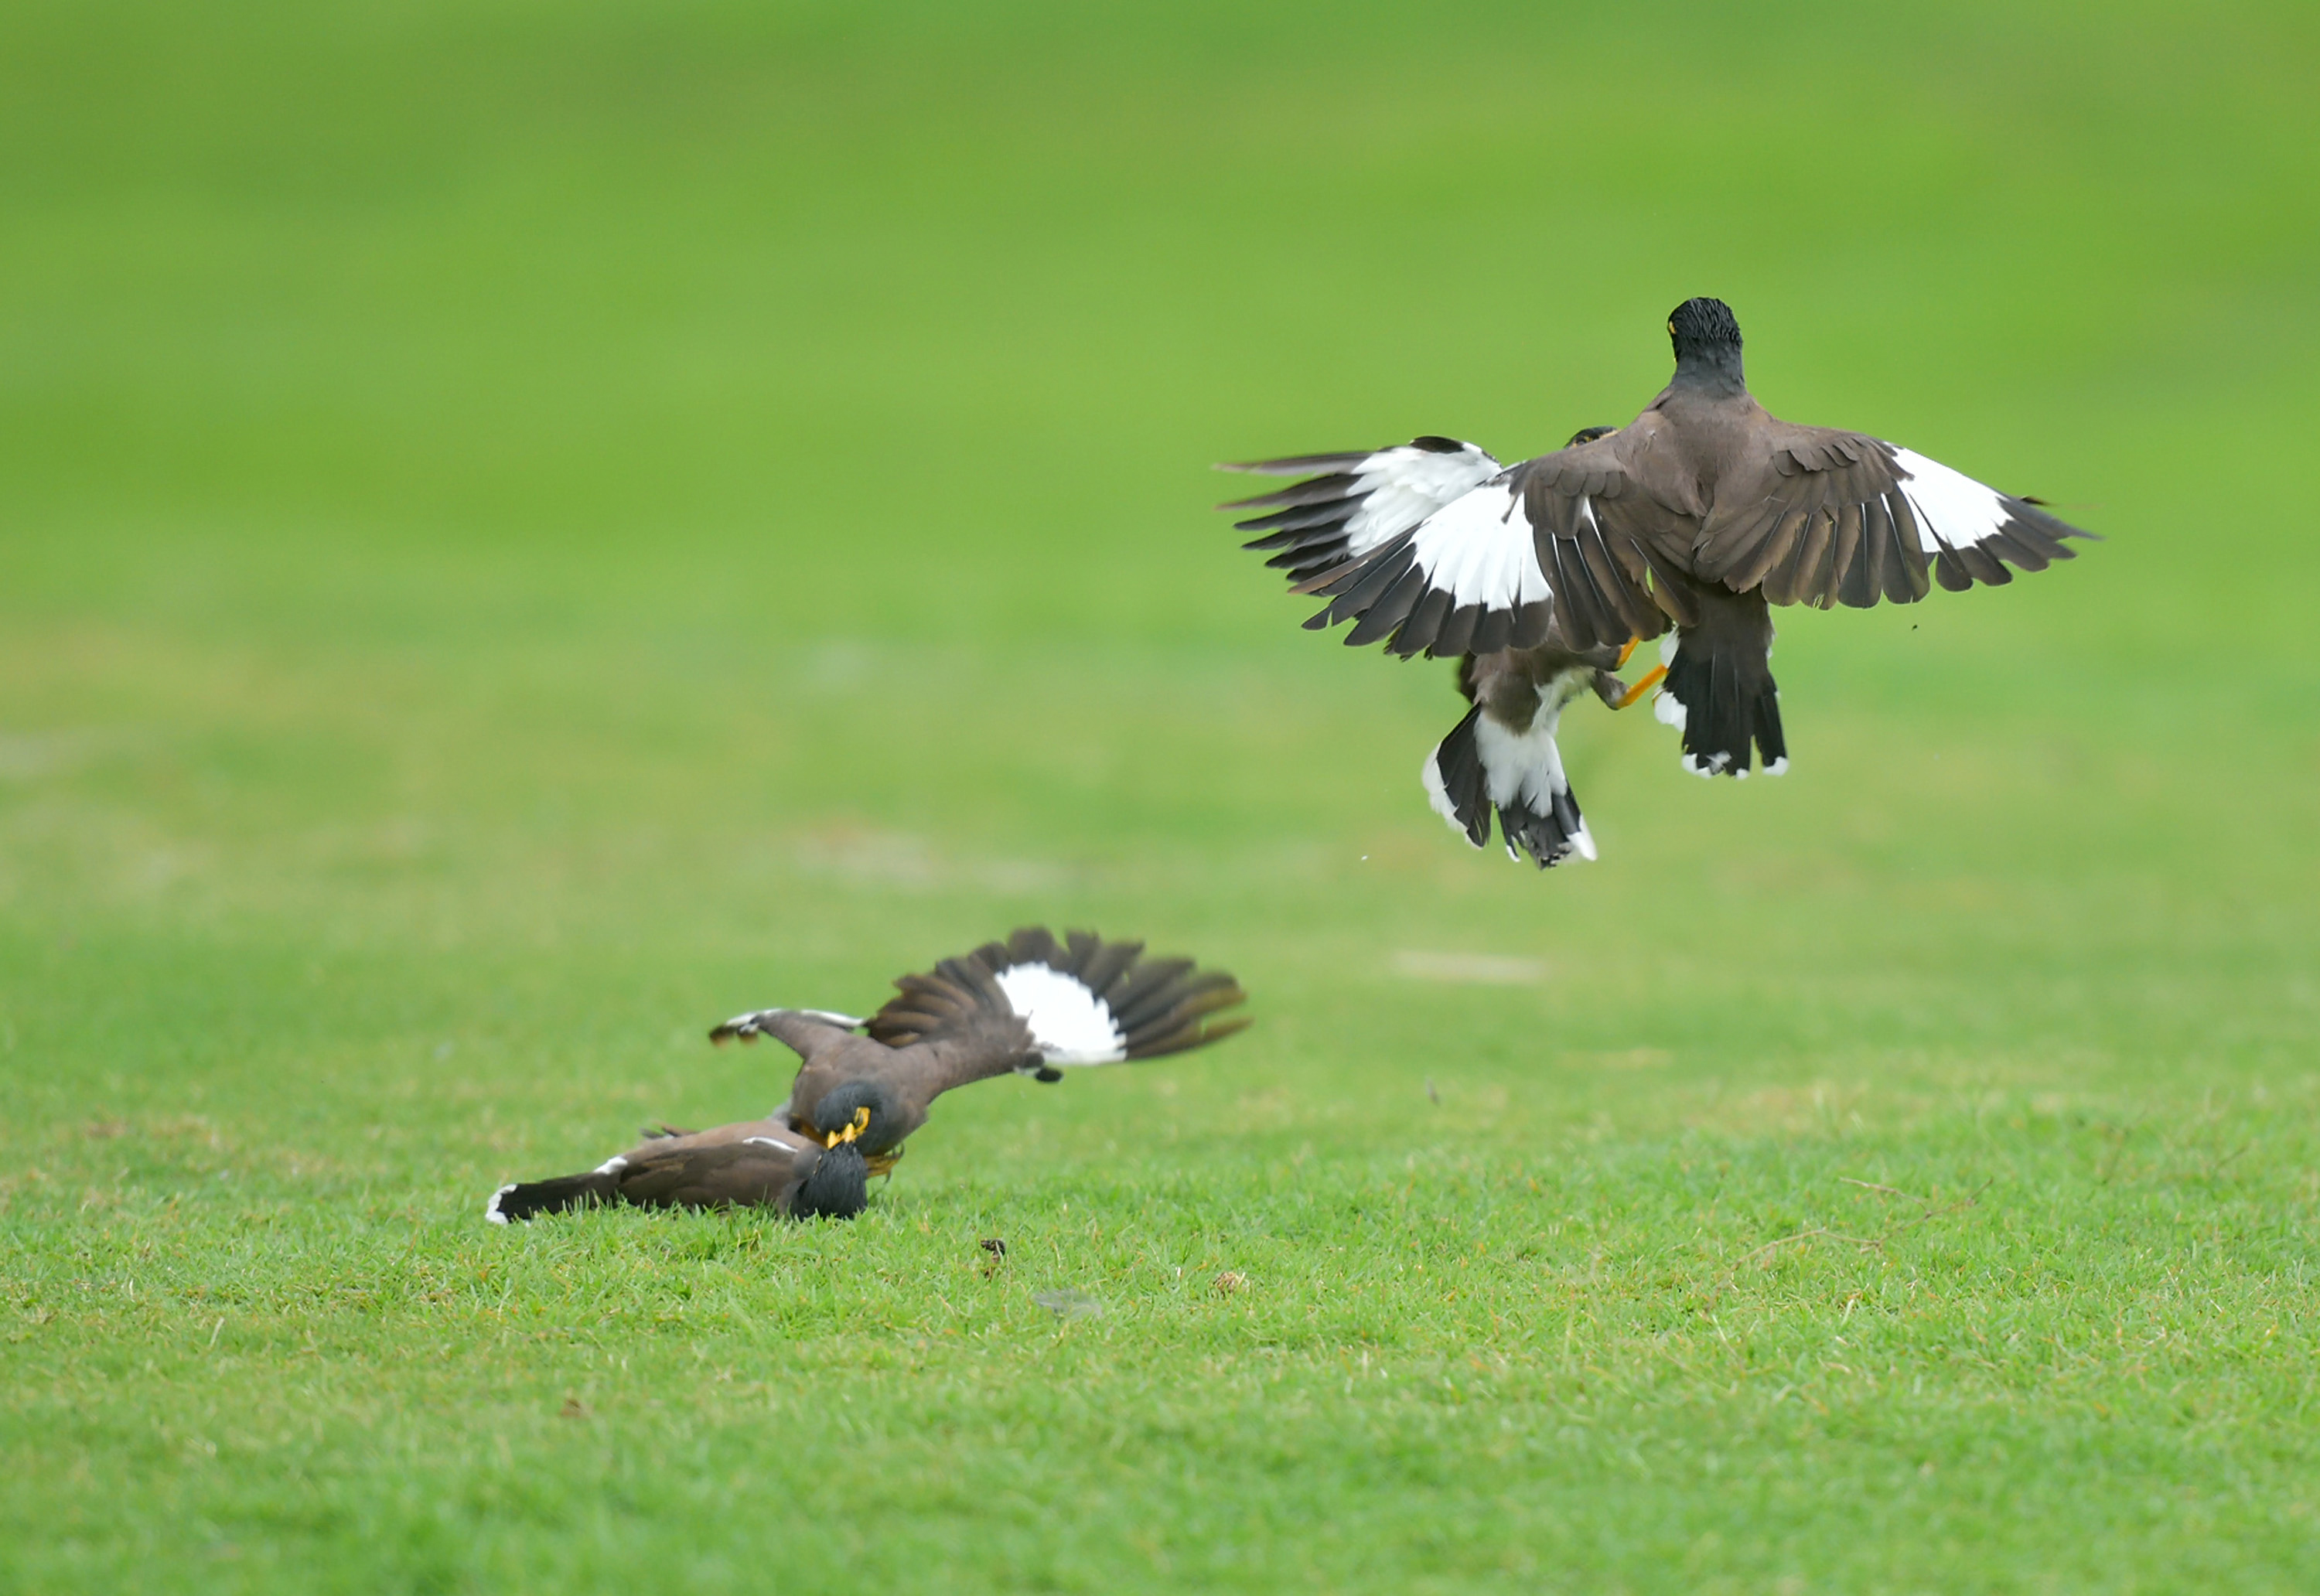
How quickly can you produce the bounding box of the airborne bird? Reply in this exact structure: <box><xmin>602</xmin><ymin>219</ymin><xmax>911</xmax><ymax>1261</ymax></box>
<box><xmin>1220</xmin><ymin>298</ymin><xmax>2096</xmax><ymax>867</ymax></box>
<box><xmin>486</xmin><ymin>928</ymin><xmax>1247</xmax><ymax>1223</ymax></box>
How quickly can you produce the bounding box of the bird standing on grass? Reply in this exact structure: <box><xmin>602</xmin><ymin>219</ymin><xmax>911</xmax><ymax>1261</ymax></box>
<box><xmin>486</xmin><ymin>928</ymin><xmax>1247</xmax><ymax>1223</ymax></box>
<box><xmin>1220</xmin><ymin>297</ymin><xmax>2096</xmax><ymax>867</ymax></box>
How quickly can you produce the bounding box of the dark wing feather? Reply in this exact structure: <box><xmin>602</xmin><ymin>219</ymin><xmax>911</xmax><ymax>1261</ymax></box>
<box><xmin>1220</xmin><ymin>438</ymin><xmax>1503</xmax><ymax>590</ymax></box>
<box><xmin>1697</xmin><ymin>425</ymin><xmax>2094</xmax><ymax>607</ymax></box>
<box><xmin>865</xmin><ymin>926</ymin><xmax>1247</xmax><ymax>1069</ymax></box>
<box><xmin>1506</xmin><ymin>435</ymin><xmax>1676</xmax><ymax>653</ymax></box>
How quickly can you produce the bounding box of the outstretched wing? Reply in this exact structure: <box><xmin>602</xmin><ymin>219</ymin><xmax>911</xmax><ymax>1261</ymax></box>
<box><xmin>865</xmin><ymin>926</ymin><xmax>1248</xmax><ymax>1079</ymax></box>
<box><xmin>707</xmin><ymin>1008</ymin><xmax>863</xmax><ymax>1053</ymax></box>
<box><xmin>1694</xmin><ymin>425</ymin><xmax>2096</xmax><ymax>606</ymax></box>
<box><xmin>1222</xmin><ymin>437</ymin><xmax>1560</xmax><ymax>658</ymax></box>
<box><xmin>1221</xmin><ymin>436</ymin><xmax>1503</xmax><ymax>588</ymax></box>
<box><xmin>1225</xmin><ymin>431</ymin><xmax>1673</xmax><ymax>659</ymax></box>
<box><xmin>1499</xmin><ymin>431</ymin><xmax>1677</xmax><ymax>653</ymax></box>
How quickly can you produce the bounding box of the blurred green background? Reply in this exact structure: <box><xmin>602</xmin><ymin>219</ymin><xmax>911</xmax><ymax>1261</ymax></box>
<box><xmin>5</xmin><ymin>2</ymin><xmax>2318</xmax><ymax>1591</ymax></box>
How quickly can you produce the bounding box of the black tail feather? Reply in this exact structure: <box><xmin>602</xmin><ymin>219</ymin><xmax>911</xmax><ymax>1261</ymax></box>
<box><xmin>1423</xmin><ymin>703</ymin><xmax>1593</xmax><ymax>868</ymax></box>
<box><xmin>1424</xmin><ymin>704</ymin><xmax>1493</xmax><ymax>847</ymax></box>
<box><xmin>1658</xmin><ymin>588</ymin><xmax>1786</xmax><ymax>779</ymax></box>
<box><xmin>486</xmin><ymin>1171</ymin><xmax>616</xmax><ymax>1224</ymax></box>
<box><xmin>1499</xmin><ymin>780</ymin><xmax>1590</xmax><ymax>870</ymax></box>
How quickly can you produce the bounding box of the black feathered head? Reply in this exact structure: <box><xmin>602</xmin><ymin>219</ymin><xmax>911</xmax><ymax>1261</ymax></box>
<box><xmin>1668</xmin><ymin>297</ymin><xmax>1742</xmax><ymax>357</ymax></box>
<box><xmin>807</xmin><ymin>1079</ymin><xmax>905</xmax><ymax>1154</ymax></box>
<box><xmin>793</xmin><ymin>1141</ymin><xmax>868</xmax><ymax>1220</ymax></box>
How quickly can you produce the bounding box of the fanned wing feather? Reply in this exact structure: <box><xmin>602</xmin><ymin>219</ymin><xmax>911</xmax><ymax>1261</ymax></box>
<box><xmin>1697</xmin><ymin>427</ymin><xmax>2095</xmax><ymax>606</ymax></box>
<box><xmin>865</xmin><ymin>927</ymin><xmax>1248</xmax><ymax>1072</ymax></box>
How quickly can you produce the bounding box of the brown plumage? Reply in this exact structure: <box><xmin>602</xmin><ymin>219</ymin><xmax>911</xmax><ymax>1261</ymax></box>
<box><xmin>485</xmin><ymin>929</ymin><xmax>1247</xmax><ymax>1224</ymax></box>
<box><xmin>715</xmin><ymin>926</ymin><xmax>1247</xmax><ymax>1144</ymax></box>
<box><xmin>486</xmin><ymin>1107</ymin><xmax>874</xmax><ymax>1225</ymax></box>
<box><xmin>1220</xmin><ymin>298</ymin><xmax>2095</xmax><ymax>858</ymax></box>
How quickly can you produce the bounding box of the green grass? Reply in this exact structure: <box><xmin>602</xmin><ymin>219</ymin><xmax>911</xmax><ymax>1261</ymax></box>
<box><xmin>5</xmin><ymin>0</ymin><xmax>2319</xmax><ymax>1589</ymax></box>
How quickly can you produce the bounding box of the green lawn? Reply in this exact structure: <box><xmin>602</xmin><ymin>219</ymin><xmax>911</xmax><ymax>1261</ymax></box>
<box><xmin>5</xmin><ymin>1</ymin><xmax>2318</xmax><ymax>1590</ymax></box>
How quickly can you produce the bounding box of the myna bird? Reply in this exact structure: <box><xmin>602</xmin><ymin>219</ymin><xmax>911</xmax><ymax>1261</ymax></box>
<box><xmin>715</xmin><ymin>926</ymin><xmax>1248</xmax><ymax>1151</ymax></box>
<box><xmin>485</xmin><ymin>928</ymin><xmax>1246</xmax><ymax>1223</ymax></box>
<box><xmin>1220</xmin><ymin>298</ymin><xmax>2095</xmax><ymax>865</ymax></box>
<box><xmin>485</xmin><ymin>1079</ymin><xmax>895</xmax><ymax>1224</ymax></box>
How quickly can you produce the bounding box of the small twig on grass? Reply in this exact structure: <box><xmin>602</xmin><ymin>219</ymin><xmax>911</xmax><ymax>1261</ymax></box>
<box><xmin>1740</xmin><ymin>1228</ymin><xmax>1885</xmax><ymax>1269</ymax></box>
<box><xmin>1838</xmin><ymin>1177</ymin><xmax>1931</xmax><ymax>1206</ymax></box>
<box><xmin>1837</xmin><ymin>1175</ymin><xmax>1991</xmax><ymax>1229</ymax></box>
<box><xmin>2203</xmin><ymin>1141</ymin><xmax>2253</xmax><ymax>1178</ymax></box>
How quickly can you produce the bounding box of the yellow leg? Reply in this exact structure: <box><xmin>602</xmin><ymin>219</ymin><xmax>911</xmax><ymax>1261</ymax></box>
<box><xmin>1614</xmin><ymin>636</ymin><xmax>1641</xmax><ymax>669</ymax></box>
<box><xmin>1613</xmin><ymin>663</ymin><xmax>1667</xmax><ymax>710</ymax></box>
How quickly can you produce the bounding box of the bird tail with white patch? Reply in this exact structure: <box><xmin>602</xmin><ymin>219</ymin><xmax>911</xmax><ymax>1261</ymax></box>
<box><xmin>485</xmin><ymin>1167</ymin><xmax>620</xmax><ymax>1224</ymax></box>
<box><xmin>1654</xmin><ymin>626</ymin><xmax>1788</xmax><ymax>779</ymax></box>
<box><xmin>1422</xmin><ymin>701</ymin><xmax>1595</xmax><ymax>869</ymax></box>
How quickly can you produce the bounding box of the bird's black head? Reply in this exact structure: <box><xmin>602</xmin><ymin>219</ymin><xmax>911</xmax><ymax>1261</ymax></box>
<box><xmin>807</xmin><ymin>1079</ymin><xmax>904</xmax><ymax>1154</ymax></box>
<box><xmin>1667</xmin><ymin>297</ymin><xmax>1746</xmax><ymax>392</ymax></box>
<box><xmin>1668</xmin><ymin>296</ymin><xmax>1742</xmax><ymax>355</ymax></box>
<box><xmin>1565</xmin><ymin>425</ymin><xmax>1618</xmax><ymax>448</ymax></box>
<box><xmin>794</xmin><ymin>1140</ymin><xmax>868</xmax><ymax>1220</ymax></box>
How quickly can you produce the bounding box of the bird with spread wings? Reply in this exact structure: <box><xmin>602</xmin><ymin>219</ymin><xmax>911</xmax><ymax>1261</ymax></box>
<box><xmin>486</xmin><ymin>929</ymin><xmax>1247</xmax><ymax>1223</ymax></box>
<box><xmin>1221</xmin><ymin>296</ymin><xmax>2095</xmax><ymax>868</ymax></box>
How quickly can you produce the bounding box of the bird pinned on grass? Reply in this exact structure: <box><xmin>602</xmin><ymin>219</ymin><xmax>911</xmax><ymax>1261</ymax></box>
<box><xmin>485</xmin><ymin>1079</ymin><xmax>898</xmax><ymax>1224</ymax></box>
<box><xmin>1220</xmin><ymin>298</ymin><xmax>2096</xmax><ymax>868</ymax></box>
<box><xmin>485</xmin><ymin>927</ymin><xmax>1247</xmax><ymax>1223</ymax></box>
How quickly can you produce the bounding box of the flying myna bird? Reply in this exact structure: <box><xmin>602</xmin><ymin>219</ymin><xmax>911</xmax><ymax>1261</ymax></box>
<box><xmin>485</xmin><ymin>928</ymin><xmax>1247</xmax><ymax>1223</ymax></box>
<box><xmin>1220</xmin><ymin>298</ymin><xmax>2096</xmax><ymax>866</ymax></box>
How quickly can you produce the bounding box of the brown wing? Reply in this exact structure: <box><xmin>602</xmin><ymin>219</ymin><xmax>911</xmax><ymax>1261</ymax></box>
<box><xmin>1696</xmin><ymin>425</ymin><xmax>2094</xmax><ymax>607</ymax></box>
<box><xmin>1503</xmin><ymin>429</ymin><xmax>1679</xmax><ymax>653</ymax></box>
<box><xmin>865</xmin><ymin>926</ymin><xmax>1248</xmax><ymax>1070</ymax></box>
<box><xmin>1286</xmin><ymin>428</ymin><xmax>1680</xmax><ymax>660</ymax></box>
<box><xmin>612</xmin><ymin>1136</ymin><xmax>817</xmax><ymax>1210</ymax></box>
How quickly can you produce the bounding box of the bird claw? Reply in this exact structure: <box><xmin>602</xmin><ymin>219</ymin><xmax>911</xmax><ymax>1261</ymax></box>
<box><xmin>1612</xmin><ymin>664</ymin><xmax>1668</xmax><ymax>710</ymax></box>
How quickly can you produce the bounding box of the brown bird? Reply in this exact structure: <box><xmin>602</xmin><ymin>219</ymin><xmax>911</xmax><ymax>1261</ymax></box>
<box><xmin>1220</xmin><ymin>298</ymin><xmax>2095</xmax><ymax>867</ymax></box>
<box><xmin>486</xmin><ymin>928</ymin><xmax>1247</xmax><ymax>1223</ymax></box>
<box><xmin>485</xmin><ymin>1081</ymin><xmax>891</xmax><ymax>1224</ymax></box>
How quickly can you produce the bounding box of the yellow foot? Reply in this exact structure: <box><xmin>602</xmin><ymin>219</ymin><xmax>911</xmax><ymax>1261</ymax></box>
<box><xmin>1613</xmin><ymin>663</ymin><xmax>1667</xmax><ymax>710</ymax></box>
<box><xmin>1615</xmin><ymin>636</ymin><xmax>1642</xmax><ymax>669</ymax></box>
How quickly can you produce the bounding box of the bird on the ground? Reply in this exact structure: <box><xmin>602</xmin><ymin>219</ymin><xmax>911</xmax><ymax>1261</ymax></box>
<box><xmin>486</xmin><ymin>927</ymin><xmax>1247</xmax><ymax>1223</ymax></box>
<box><xmin>1220</xmin><ymin>298</ymin><xmax>2096</xmax><ymax>868</ymax></box>
<box><xmin>485</xmin><ymin>1079</ymin><xmax>894</xmax><ymax>1224</ymax></box>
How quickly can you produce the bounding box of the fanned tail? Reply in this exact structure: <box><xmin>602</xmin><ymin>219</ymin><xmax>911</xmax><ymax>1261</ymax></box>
<box><xmin>1421</xmin><ymin>702</ymin><xmax>1594</xmax><ymax>869</ymax></box>
<box><xmin>1654</xmin><ymin>602</ymin><xmax>1787</xmax><ymax>779</ymax></box>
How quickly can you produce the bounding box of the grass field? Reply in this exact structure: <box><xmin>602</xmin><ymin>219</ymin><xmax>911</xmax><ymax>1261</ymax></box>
<box><xmin>5</xmin><ymin>1</ymin><xmax>2319</xmax><ymax>1589</ymax></box>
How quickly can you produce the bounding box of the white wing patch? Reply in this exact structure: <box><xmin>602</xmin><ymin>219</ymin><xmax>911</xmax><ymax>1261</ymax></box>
<box><xmin>1890</xmin><ymin>447</ymin><xmax>2011</xmax><ymax>552</ymax></box>
<box><xmin>995</xmin><ymin>963</ymin><xmax>1128</xmax><ymax>1066</ymax></box>
<box><xmin>1407</xmin><ymin>479</ymin><xmax>1551</xmax><ymax>608</ymax></box>
<box><xmin>1342</xmin><ymin>443</ymin><xmax>1503</xmax><ymax>561</ymax></box>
